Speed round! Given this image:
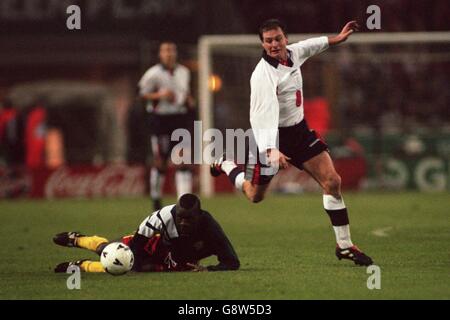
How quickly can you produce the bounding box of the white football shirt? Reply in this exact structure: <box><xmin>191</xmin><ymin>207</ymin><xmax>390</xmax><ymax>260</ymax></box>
<box><xmin>250</xmin><ymin>36</ymin><xmax>329</xmax><ymax>151</ymax></box>
<box><xmin>138</xmin><ymin>63</ymin><xmax>190</xmax><ymax>115</ymax></box>
<box><xmin>137</xmin><ymin>205</ymin><xmax>179</xmax><ymax>241</ymax></box>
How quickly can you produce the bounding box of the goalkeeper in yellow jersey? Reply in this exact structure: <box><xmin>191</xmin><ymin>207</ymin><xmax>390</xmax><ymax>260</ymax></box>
<box><xmin>53</xmin><ymin>194</ymin><xmax>240</xmax><ymax>273</ymax></box>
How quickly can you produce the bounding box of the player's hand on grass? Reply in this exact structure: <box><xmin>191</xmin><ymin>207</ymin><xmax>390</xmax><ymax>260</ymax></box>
<box><xmin>266</xmin><ymin>148</ymin><xmax>291</xmax><ymax>170</ymax></box>
<box><xmin>186</xmin><ymin>263</ymin><xmax>209</xmax><ymax>272</ymax></box>
<box><xmin>329</xmin><ymin>21</ymin><xmax>360</xmax><ymax>45</ymax></box>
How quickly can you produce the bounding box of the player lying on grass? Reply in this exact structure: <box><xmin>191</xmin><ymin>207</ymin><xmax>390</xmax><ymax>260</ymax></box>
<box><xmin>53</xmin><ymin>194</ymin><xmax>240</xmax><ymax>273</ymax></box>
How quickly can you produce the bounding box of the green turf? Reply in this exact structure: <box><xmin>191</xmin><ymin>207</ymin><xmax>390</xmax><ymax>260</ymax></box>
<box><xmin>0</xmin><ymin>192</ymin><xmax>449</xmax><ymax>299</ymax></box>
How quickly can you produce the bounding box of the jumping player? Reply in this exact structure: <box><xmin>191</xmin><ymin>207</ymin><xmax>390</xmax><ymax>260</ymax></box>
<box><xmin>210</xmin><ymin>19</ymin><xmax>373</xmax><ymax>266</ymax></box>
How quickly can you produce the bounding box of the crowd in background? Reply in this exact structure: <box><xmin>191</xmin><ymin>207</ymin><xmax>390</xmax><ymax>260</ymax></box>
<box><xmin>235</xmin><ymin>0</ymin><xmax>449</xmax><ymax>34</ymax></box>
<box><xmin>336</xmin><ymin>45</ymin><xmax>450</xmax><ymax>132</ymax></box>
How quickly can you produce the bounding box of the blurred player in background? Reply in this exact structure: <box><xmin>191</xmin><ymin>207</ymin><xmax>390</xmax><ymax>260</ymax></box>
<box><xmin>53</xmin><ymin>193</ymin><xmax>240</xmax><ymax>272</ymax></box>
<box><xmin>211</xmin><ymin>19</ymin><xmax>373</xmax><ymax>266</ymax></box>
<box><xmin>138</xmin><ymin>42</ymin><xmax>195</xmax><ymax>210</ymax></box>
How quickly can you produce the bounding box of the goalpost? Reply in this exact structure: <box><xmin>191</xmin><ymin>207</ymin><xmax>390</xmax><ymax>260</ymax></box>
<box><xmin>198</xmin><ymin>32</ymin><xmax>450</xmax><ymax>197</ymax></box>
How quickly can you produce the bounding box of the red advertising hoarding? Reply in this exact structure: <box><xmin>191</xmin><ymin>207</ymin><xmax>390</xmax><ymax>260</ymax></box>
<box><xmin>0</xmin><ymin>157</ymin><xmax>366</xmax><ymax>199</ymax></box>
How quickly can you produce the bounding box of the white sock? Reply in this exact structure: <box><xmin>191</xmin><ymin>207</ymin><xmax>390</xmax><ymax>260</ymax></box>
<box><xmin>221</xmin><ymin>160</ymin><xmax>237</xmax><ymax>175</ymax></box>
<box><xmin>150</xmin><ymin>168</ymin><xmax>165</xmax><ymax>199</ymax></box>
<box><xmin>323</xmin><ymin>194</ymin><xmax>346</xmax><ymax>210</ymax></box>
<box><xmin>333</xmin><ymin>225</ymin><xmax>353</xmax><ymax>249</ymax></box>
<box><xmin>234</xmin><ymin>172</ymin><xmax>245</xmax><ymax>191</ymax></box>
<box><xmin>175</xmin><ymin>170</ymin><xmax>192</xmax><ymax>198</ymax></box>
<box><xmin>323</xmin><ymin>194</ymin><xmax>353</xmax><ymax>249</ymax></box>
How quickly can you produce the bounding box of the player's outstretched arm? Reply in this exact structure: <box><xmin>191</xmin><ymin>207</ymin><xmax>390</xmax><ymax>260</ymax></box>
<box><xmin>202</xmin><ymin>212</ymin><xmax>240</xmax><ymax>271</ymax></box>
<box><xmin>328</xmin><ymin>21</ymin><xmax>360</xmax><ymax>46</ymax></box>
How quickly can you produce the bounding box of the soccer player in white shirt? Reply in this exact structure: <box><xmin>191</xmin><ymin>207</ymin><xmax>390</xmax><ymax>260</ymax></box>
<box><xmin>138</xmin><ymin>42</ymin><xmax>195</xmax><ymax>211</ymax></box>
<box><xmin>211</xmin><ymin>19</ymin><xmax>373</xmax><ymax>266</ymax></box>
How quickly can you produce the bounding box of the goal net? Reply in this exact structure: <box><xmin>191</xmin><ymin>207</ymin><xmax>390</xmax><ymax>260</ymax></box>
<box><xmin>198</xmin><ymin>32</ymin><xmax>450</xmax><ymax>196</ymax></box>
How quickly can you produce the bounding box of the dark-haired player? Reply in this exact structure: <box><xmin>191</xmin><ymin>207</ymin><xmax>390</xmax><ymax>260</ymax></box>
<box><xmin>211</xmin><ymin>19</ymin><xmax>373</xmax><ymax>266</ymax></box>
<box><xmin>53</xmin><ymin>194</ymin><xmax>240</xmax><ymax>272</ymax></box>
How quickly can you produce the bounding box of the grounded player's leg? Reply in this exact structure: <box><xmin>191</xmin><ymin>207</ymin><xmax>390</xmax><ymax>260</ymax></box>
<box><xmin>53</xmin><ymin>231</ymin><xmax>84</xmax><ymax>248</ymax></box>
<box><xmin>53</xmin><ymin>231</ymin><xmax>108</xmax><ymax>252</ymax></box>
<box><xmin>76</xmin><ymin>235</ymin><xmax>109</xmax><ymax>252</ymax></box>
<box><xmin>54</xmin><ymin>259</ymin><xmax>105</xmax><ymax>273</ymax></box>
<box><xmin>79</xmin><ymin>260</ymin><xmax>105</xmax><ymax>272</ymax></box>
<box><xmin>54</xmin><ymin>235</ymin><xmax>129</xmax><ymax>273</ymax></box>
<box><xmin>302</xmin><ymin>151</ymin><xmax>373</xmax><ymax>266</ymax></box>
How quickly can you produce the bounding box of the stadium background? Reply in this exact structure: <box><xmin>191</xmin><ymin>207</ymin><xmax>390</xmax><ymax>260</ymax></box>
<box><xmin>1</xmin><ymin>0</ymin><xmax>449</xmax><ymax>198</ymax></box>
<box><xmin>0</xmin><ymin>0</ymin><xmax>449</xmax><ymax>300</ymax></box>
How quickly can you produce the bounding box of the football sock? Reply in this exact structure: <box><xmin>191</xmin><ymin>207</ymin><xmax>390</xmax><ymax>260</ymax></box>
<box><xmin>76</xmin><ymin>236</ymin><xmax>109</xmax><ymax>252</ymax></box>
<box><xmin>228</xmin><ymin>167</ymin><xmax>245</xmax><ymax>191</ymax></box>
<box><xmin>323</xmin><ymin>194</ymin><xmax>354</xmax><ymax>249</ymax></box>
<box><xmin>80</xmin><ymin>260</ymin><xmax>106</xmax><ymax>273</ymax></box>
<box><xmin>333</xmin><ymin>225</ymin><xmax>353</xmax><ymax>249</ymax></box>
<box><xmin>175</xmin><ymin>169</ymin><xmax>193</xmax><ymax>198</ymax></box>
<box><xmin>221</xmin><ymin>160</ymin><xmax>237</xmax><ymax>175</ymax></box>
<box><xmin>150</xmin><ymin>168</ymin><xmax>165</xmax><ymax>200</ymax></box>
<box><xmin>220</xmin><ymin>160</ymin><xmax>245</xmax><ymax>191</ymax></box>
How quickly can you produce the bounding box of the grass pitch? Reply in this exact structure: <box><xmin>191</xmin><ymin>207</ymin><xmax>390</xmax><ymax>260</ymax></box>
<box><xmin>0</xmin><ymin>192</ymin><xmax>449</xmax><ymax>299</ymax></box>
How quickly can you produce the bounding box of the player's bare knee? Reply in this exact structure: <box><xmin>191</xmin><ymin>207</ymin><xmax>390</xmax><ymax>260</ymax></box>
<box><xmin>324</xmin><ymin>174</ymin><xmax>341</xmax><ymax>194</ymax></box>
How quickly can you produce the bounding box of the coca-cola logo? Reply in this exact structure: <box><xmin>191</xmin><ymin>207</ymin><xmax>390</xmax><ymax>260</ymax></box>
<box><xmin>44</xmin><ymin>165</ymin><xmax>146</xmax><ymax>198</ymax></box>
